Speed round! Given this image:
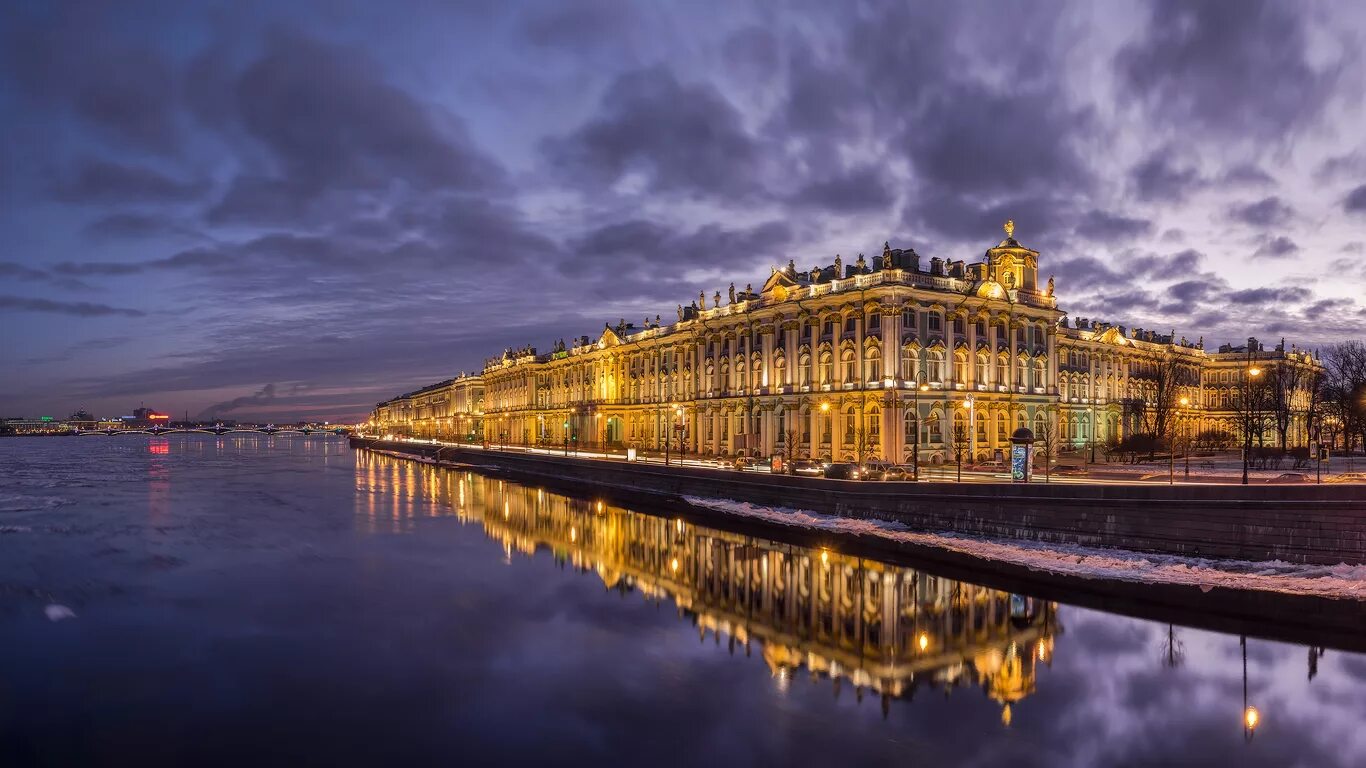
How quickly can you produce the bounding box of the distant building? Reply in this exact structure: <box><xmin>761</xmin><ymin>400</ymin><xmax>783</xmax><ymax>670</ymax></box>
<box><xmin>123</xmin><ymin>407</ymin><xmax>171</xmax><ymax>428</ymax></box>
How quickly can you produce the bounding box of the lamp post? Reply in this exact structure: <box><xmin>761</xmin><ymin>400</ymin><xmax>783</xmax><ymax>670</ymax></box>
<box><xmin>1242</xmin><ymin>363</ymin><xmax>1262</xmax><ymax>485</ymax></box>
<box><xmin>1179</xmin><ymin>396</ymin><xmax>1190</xmax><ymax>478</ymax></box>
<box><xmin>913</xmin><ymin>382</ymin><xmax>928</xmax><ymax>481</ymax></box>
<box><xmin>819</xmin><ymin>401</ymin><xmax>831</xmax><ymax>461</ymax></box>
<box><xmin>965</xmin><ymin>394</ymin><xmax>976</xmax><ymax>467</ymax></box>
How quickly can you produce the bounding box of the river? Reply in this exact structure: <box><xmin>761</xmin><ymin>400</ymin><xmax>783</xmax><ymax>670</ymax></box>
<box><xmin>1</xmin><ymin>435</ymin><xmax>1362</xmax><ymax>766</ymax></box>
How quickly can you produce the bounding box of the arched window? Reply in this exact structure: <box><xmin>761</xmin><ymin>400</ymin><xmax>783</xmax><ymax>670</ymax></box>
<box><xmin>975</xmin><ymin>353</ymin><xmax>989</xmax><ymax>385</ymax></box>
<box><xmin>820</xmin><ymin>353</ymin><xmax>834</xmax><ymax>384</ymax></box>
<box><xmin>865</xmin><ymin>346</ymin><xmax>881</xmax><ymax>381</ymax></box>
<box><xmin>928</xmin><ymin>350</ymin><xmax>945</xmax><ymax>382</ymax></box>
<box><xmin>1034</xmin><ymin>358</ymin><xmax>1046</xmax><ymax>390</ymax></box>
<box><xmin>799</xmin><ymin>354</ymin><xmax>812</xmax><ymax>386</ymax></box>
<box><xmin>1016</xmin><ymin>356</ymin><xmax>1029</xmax><ymax>389</ymax></box>
<box><xmin>904</xmin><ymin>409</ymin><xmax>919</xmax><ymax>442</ymax></box>
<box><xmin>842</xmin><ymin>350</ymin><xmax>857</xmax><ymax>382</ymax></box>
<box><xmin>867</xmin><ymin>406</ymin><xmax>881</xmax><ymax>439</ymax></box>
<box><xmin>929</xmin><ymin>411</ymin><xmax>943</xmax><ymax>443</ymax></box>
<box><xmin>901</xmin><ymin>345</ymin><xmax>920</xmax><ymax>381</ymax></box>
<box><xmin>954</xmin><ymin>351</ymin><xmax>968</xmax><ymax>385</ymax></box>
<box><xmin>844</xmin><ymin>406</ymin><xmax>857</xmax><ymax>444</ymax></box>
<box><xmin>997</xmin><ymin>353</ymin><xmax>1010</xmax><ymax>387</ymax></box>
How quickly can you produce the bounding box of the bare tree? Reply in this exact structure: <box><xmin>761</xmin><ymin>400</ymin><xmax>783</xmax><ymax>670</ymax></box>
<box><xmin>1135</xmin><ymin>353</ymin><xmax>1194</xmax><ymax>441</ymax></box>
<box><xmin>1268</xmin><ymin>360</ymin><xmax>1306</xmax><ymax>452</ymax></box>
<box><xmin>1035</xmin><ymin>406</ymin><xmax>1058</xmax><ymax>483</ymax></box>
<box><xmin>948</xmin><ymin>419</ymin><xmax>968</xmax><ymax>482</ymax></box>
<box><xmin>1160</xmin><ymin>624</ymin><xmax>1184</xmax><ymax>669</ymax></box>
<box><xmin>1321</xmin><ymin>342</ymin><xmax>1366</xmax><ymax>455</ymax></box>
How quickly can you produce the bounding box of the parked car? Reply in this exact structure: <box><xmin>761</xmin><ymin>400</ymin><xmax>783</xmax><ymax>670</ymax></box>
<box><xmin>733</xmin><ymin>456</ymin><xmax>762</xmax><ymax>471</ymax></box>
<box><xmin>882</xmin><ymin>464</ymin><xmax>915</xmax><ymax>481</ymax></box>
<box><xmin>789</xmin><ymin>459</ymin><xmax>823</xmax><ymax>477</ymax></box>
<box><xmin>823</xmin><ymin>462</ymin><xmax>861</xmax><ymax>480</ymax></box>
<box><xmin>859</xmin><ymin>462</ymin><xmax>889</xmax><ymax>481</ymax></box>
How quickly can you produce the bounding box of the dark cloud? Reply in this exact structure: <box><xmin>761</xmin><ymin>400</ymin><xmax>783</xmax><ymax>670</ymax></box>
<box><xmin>788</xmin><ymin>164</ymin><xmax>894</xmax><ymax>213</ymax></box>
<box><xmin>543</xmin><ymin>66</ymin><xmax>762</xmax><ymax>199</ymax></box>
<box><xmin>1130</xmin><ymin>150</ymin><xmax>1203</xmax><ymax>202</ymax></box>
<box><xmin>1227</xmin><ymin>196</ymin><xmax>1295</xmax><ymax>227</ymax></box>
<box><xmin>52</xmin><ymin>159</ymin><xmax>206</xmax><ymax>204</ymax></box>
<box><xmin>83</xmin><ymin>212</ymin><xmax>181</xmax><ymax>239</ymax></box>
<box><xmin>1220</xmin><ymin>163</ymin><xmax>1275</xmax><ymax>186</ymax></box>
<box><xmin>566</xmin><ymin>218</ymin><xmax>791</xmax><ymax>301</ymax></box>
<box><xmin>1227</xmin><ymin>287</ymin><xmax>1312</xmax><ymax>305</ymax></box>
<box><xmin>3</xmin><ymin>5</ymin><xmax>182</xmax><ymax>152</ymax></box>
<box><xmin>1074</xmin><ymin>210</ymin><xmax>1154</xmax><ymax>242</ymax></box>
<box><xmin>1252</xmin><ymin>235</ymin><xmax>1299</xmax><ymax>260</ymax></box>
<box><xmin>1345</xmin><ymin>184</ymin><xmax>1366</xmax><ymax>213</ymax></box>
<box><xmin>0</xmin><ymin>295</ymin><xmax>144</xmax><ymax>317</ymax></box>
<box><xmin>200</xmin><ymin>382</ymin><xmax>285</xmax><ymax>418</ymax></box>
<box><xmin>1117</xmin><ymin>0</ymin><xmax>1340</xmax><ymax>139</ymax></box>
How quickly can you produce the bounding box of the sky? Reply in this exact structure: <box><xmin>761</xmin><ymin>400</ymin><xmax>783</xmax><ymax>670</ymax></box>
<box><xmin>2</xmin><ymin>0</ymin><xmax>1365</xmax><ymax>424</ymax></box>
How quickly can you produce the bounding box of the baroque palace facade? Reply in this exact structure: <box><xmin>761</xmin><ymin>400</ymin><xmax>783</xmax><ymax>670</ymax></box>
<box><xmin>371</xmin><ymin>222</ymin><xmax>1320</xmax><ymax>463</ymax></box>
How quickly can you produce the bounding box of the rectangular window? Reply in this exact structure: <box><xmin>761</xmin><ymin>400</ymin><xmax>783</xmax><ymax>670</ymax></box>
<box><xmin>928</xmin><ymin>314</ymin><xmax>941</xmax><ymax>331</ymax></box>
<box><xmin>902</xmin><ymin>310</ymin><xmax>916</xmax><ymax>328</ymax></box>
<box><xmin>869</xmin><ymin>314</ymin><xmax>881</xmax><ymax>330</ymax></box>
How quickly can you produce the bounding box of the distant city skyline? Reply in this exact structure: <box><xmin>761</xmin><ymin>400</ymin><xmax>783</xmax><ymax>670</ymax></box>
<box><xmin>3</xmin><ymin>1</ymin><xmax>1365</xmax><ymax>423</ymax></box>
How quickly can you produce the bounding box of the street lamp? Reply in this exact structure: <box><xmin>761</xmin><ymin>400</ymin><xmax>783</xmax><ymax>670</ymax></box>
<box><xmin>913</xmin><ymin>382</ymin><xmax>928</xmax><ymax>481</ymax></box>
<box><xmin>1242</xmin><ymin>366</ymin><xmax>1262</xmax><ymax>485</ymax></box>
<box><xmin>1179</xmin><ymin>396</ymin><xmax>1190</xmax><ymax>478</ymax></box>
<box><xmin>819</xmin><ymin>400</ymin><xmax>831</xmax><ymax>460</ymax></box>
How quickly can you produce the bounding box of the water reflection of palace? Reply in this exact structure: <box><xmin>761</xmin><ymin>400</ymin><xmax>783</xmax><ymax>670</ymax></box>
<box><xmin>356</xmin><ymin>451</ymin><xmax>1060</xmax><ymax>722</ymax></box>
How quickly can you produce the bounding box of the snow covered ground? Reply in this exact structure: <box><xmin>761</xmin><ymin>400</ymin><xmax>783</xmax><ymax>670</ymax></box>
<box><xmin>683</xmin><ymin>495</ymin><xmax>1366</xmax><ymax>600</ymax></box>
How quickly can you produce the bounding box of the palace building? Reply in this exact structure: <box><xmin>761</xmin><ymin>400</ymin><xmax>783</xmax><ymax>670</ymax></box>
<box><xmin>371</xmin><ymin>222</ymin><xmax>1320</xmax><ymax>463</ymax></box>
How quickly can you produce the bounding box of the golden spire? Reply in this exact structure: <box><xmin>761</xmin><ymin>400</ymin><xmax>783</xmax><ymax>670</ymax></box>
<box><xmin>1004</xmin><ymin>219</ymin><xmax>1015</xmax><ymax>239</ymax></box>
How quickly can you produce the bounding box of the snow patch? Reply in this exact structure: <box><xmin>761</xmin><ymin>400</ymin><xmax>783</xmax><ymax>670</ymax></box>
<box><xmin>682</xmin><ymin>495</ymin><xmax>1366</xmax><ymax>600</ymax></box>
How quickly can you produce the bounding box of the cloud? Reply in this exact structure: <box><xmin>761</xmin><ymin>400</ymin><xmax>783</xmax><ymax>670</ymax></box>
<box><xmin>0</xmin><ymin>296</ymin><xmax>144</xmax><ymax>317</ymax></box>
<box><xmin>1116</xmin><ymin>0</ymin><xmax>1341</xmax><ymax>139</ymax></box>
<box><xmin>1345</xmin><ymin>184</ymin><xmax>1366</xmax><ymax>213</ymax></box>
<box><xmin>1129</xmin><ymin>150</ymin><xmax>1204</xmax><ymax>203</ymax></box>
<box><xmin>51</xmin><ymin>159</ymin><xmax>206</xmax><ymax>204</ymax></box>
<box><xmin>1226</xmin><ymin>196</ymin><xmax>1295</xmax><ymax>227</ymax></box>
<box><xmin>1074</xmin><ymin>210</ymin><xmax>1154</xmax><ymax>242</ymax></box>
<box><xmin>788</xmin><ymin>164</ymin><xmax>895</xmax><ymax>213</ymax></box>
<box><xmin>543</xmin><ymin>66</ymin><xmax>763</xmax><ymax>199</ymax></box>
<box><xmin>1226</xmin><ymin>286</ymin><xmax>1312</xmax><ymax>305</ymax></box>
<box><xmin>1252</xmin><ymin>235</ymin><xmax>1299</xmax><ymax>260</ymax></box>
<box><xmin>199</xmin><ymin>382</ymin><xmax>281</xmax><ymax>418</ymax></box>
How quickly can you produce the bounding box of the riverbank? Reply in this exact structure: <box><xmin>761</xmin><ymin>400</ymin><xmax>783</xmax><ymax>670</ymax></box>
<box><xmin>352</xmin><ymin>437</ymin><xmax>1366</xmax><ymax>651</ymax></box>
<box><xmin>352</xmin><ymin>437</ymin><xmax>1366</xmax><ymax>567</ymax></box>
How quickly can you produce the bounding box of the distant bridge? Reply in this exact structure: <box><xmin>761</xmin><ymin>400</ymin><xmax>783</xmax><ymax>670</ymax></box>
<box><xmin>75</xmin><ymin>427</ymin><xmax>351</xmax><ymax>437</ymax></box>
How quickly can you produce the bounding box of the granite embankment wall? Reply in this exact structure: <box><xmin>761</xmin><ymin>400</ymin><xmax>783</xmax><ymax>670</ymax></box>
<box><xmin>352</xmin><ymin>438</ymin><xmax>1366</xmax><ymax>565</ymax></box>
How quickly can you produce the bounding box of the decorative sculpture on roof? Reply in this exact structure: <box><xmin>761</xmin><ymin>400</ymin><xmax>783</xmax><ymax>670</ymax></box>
<box><xmin>787</xmin><ymin>259</ymin><xmax>796</xmax><ymax>275</ymax></box>
<box><xmin>1004</xmin><ymin>219</ymin><xmax>1015</xmax><ymax>239</ymax></box>
<box><xmin>677</xmin><ymin>304</ymin><xmax>684</xmax><ymax>322</ymax></box>
<box><xmin>728</xmin><ymin>282</ymin><xmax>736</xmax><ymax>304</ymax></box>
<box><xmin>855</xmin><ymin>253</ymin><xmax>867</xmax><ymax>272</ymax></box>
<box><xmin>745</xmin><ymin>283</ymin><xmax>752</xmax><ymax>298</ymax></box>
<box><xmin>699</xmin><ymin>289</ymin><xmax>706</xmax><ymax>308</ymax></box>
<box><xmin>834</xmin><ymin>254</ymin><xmax>842</xmax><ymax>277</ymax></box>
<box><xmin>1046</xmin><ymin>275</ymin><xmax>1054</xmax><ymax>297</ymax></box>
<box><xmin>713</xmin><ymin>290</ymin><xmax>721</xmax><ymax>308</ymax></box>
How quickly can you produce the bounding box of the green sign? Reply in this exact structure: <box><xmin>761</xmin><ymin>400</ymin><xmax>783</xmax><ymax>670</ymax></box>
<box><xmin>40</xmin><ymin>416</ymin><xmax>53</xmax><ymax>422</ymax></box>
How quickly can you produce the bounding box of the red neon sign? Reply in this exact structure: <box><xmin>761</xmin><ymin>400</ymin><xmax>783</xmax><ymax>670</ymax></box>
<box><xmin>148</xmin><ymin>414</ymin><xmax>170</xmax><ymax>420</ymax></box>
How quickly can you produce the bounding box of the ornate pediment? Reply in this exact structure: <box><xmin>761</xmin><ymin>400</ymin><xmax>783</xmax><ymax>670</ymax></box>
<box><xmin>597</xmin><ymin>328</ymin><xmax>622</xmax><ymax>348</ymax></box>
<box><xmin>1096</xmin><ymin>326</ymin><xmax>1132</xmax><ymax>346</ymax></box>
<box><xmin>761</xmin><ymin>269</ymin><xmax>800</xmax><ymax>298</ymax></box>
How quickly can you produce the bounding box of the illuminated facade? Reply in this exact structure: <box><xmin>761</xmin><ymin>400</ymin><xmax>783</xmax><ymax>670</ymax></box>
<box><xmin>371</xmin><ymin>374</ymin><xmax>484</xmax><ymax>440</ymax></box>
<box><xmin>374</xmin><ymin>222</ymin><xmax>1320</xmax><ymax>460</ymax></box>
<box><xmin>356</xmin><ymin>451</ymin><xmax>1059</xmax><ymax>719</ymax></box>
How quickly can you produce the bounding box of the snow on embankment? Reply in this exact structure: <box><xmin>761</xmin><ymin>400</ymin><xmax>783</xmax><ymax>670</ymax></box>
<box><xmin>682</xmin><ymin>496</ymin><xmax>1366</xmax><ymax>600</ymax></box>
